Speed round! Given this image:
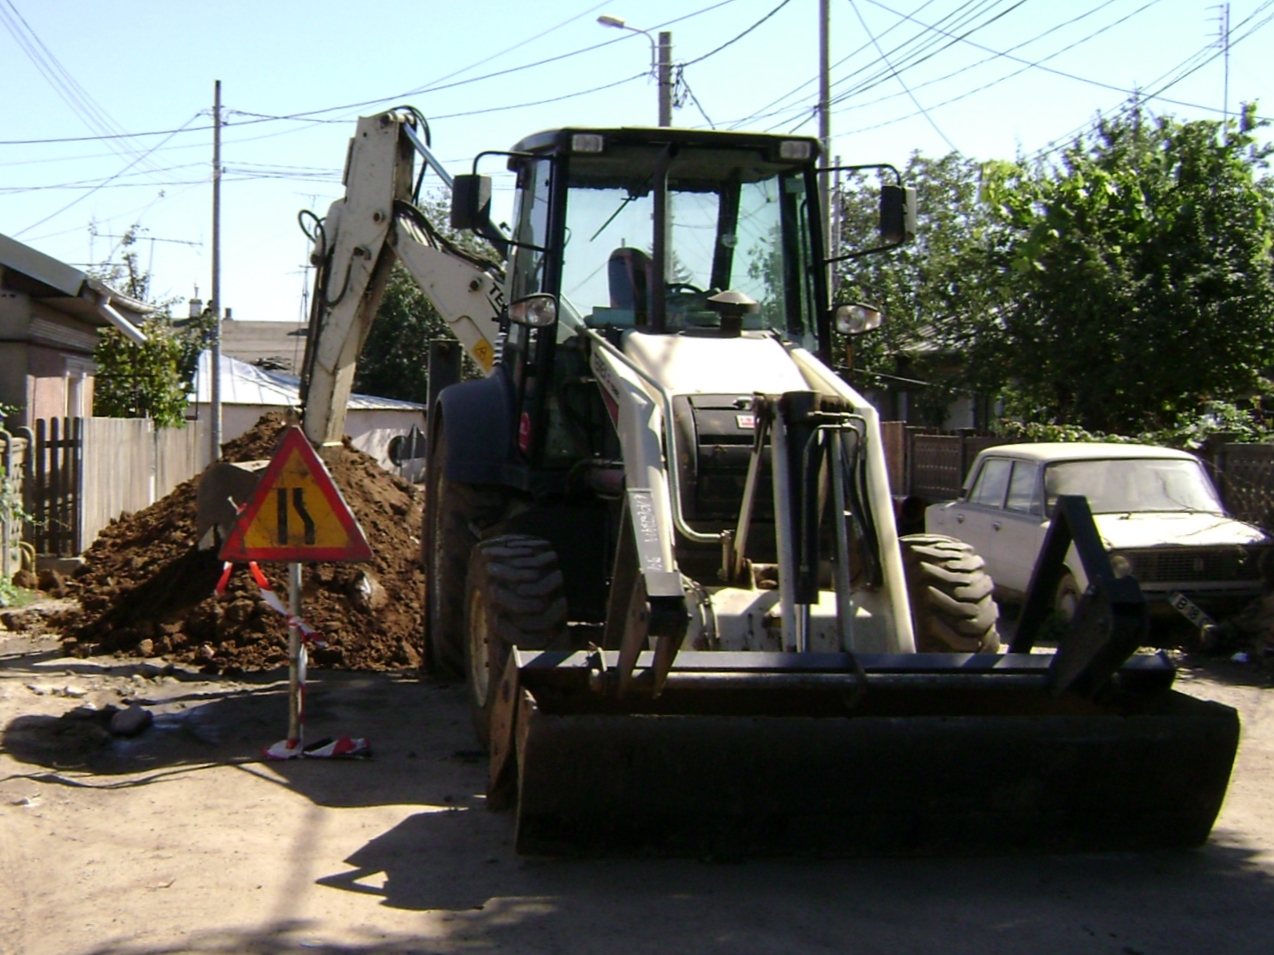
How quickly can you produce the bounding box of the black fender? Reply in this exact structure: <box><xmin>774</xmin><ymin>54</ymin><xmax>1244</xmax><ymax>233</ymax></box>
<box><xmin>432</xmin><ymin>371</ymin><xmax>526</xmax><ymax>488</ymax></box>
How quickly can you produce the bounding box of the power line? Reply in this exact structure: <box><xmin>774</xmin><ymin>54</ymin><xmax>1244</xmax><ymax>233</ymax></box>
<box><xmin>682</xmin><ymin>0</ymin><xmax>796</xmax><ymax>67</ymax></box>
<box><xmin>427</xmin><ymin>71</ymin><xmax>647</xmax><ymax>120</ymax></box>
<box><xmin>0</xmin><ymin>0</ymin><xmax>171</xmax><ymax>180</ymax></box>
<box><xmin>735</xmin><ymin>0</ymin><xmax>1026</xmax><ymax>132</ymax></box>
<box><xmin>827</xmin><ymin>0</ymin><xmax>1158</xmax><ymax>120</ymax></box>
<box><xmin>13</xmin><ymin>112</ymin><xmax>204</xmax><ymax>237</ymax></box>
<box><xmin>847</xmin><ymin>0</ymin><xmax>959</xmax><ymax>152</ymax></box>
<box><xmin>835</xmin><ymin>0</ymin><xmax>1274</xmax><ymax>145</ymax></box>
<box><xmin>768</xmin><ymin>0</ymin><xmax>1028</xmax><ymax>133</ymax></box>
<box><xmin>0</xmin><ymin>0</ymin><xmax>745</xmax><ymax>147</ymax></box>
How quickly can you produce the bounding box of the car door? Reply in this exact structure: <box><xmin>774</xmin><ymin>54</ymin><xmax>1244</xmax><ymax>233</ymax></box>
<box><xmin>946</xmin><ymin>456</ymin><xmax>1012</xmax><ymax>581</ymax></box>
<box><xmin>992</xmin><ymin>460</ymin><xmax>1049</xmax><ymax>598</ymax></box>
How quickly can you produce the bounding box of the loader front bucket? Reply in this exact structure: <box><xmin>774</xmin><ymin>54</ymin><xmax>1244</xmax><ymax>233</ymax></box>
<box><xmin>489</xmin><ymin>651</ymin><xmax>1238</xmax><ymax>858</ymax></box>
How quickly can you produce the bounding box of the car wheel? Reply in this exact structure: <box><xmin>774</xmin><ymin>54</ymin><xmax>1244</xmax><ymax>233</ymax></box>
<box><xmin>1055</xmin><ymin>572</ymin><xmax>1083</xmax><ymax>623</ymax></box>
<box><xmin>463</xmin><ymin>535</ymin><xmax>568</xmax><ymax>750</ymax></box>
<box><xmin>423</xmin><ymin>426</ymin><xmax>507</xmax><ymax>679</ymax></box>
<box><xmin>899</xmin><ymin>534</ymin><xmax>1001</xmax><ymax>652</ymax></box>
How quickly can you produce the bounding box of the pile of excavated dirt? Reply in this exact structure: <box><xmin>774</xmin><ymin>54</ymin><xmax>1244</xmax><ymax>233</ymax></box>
<box><xmin>56</xmin><ymin>413</ymin><xmax>425</xmax><ymax>673</ymax></box>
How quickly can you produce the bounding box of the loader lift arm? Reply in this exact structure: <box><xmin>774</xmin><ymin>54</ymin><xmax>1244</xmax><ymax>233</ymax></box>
<box><xmin>298</xmin><ymin>110</ymin><xmax>507</xmax><ymax>449</ymax></box>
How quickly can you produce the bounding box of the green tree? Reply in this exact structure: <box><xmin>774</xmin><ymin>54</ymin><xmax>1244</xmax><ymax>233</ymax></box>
<box><xmin>353</xmin><ymin>263</ymin><xmax>452</xmax><ymax>403</ymax></box>
<box><xmin>976</xmin><ymin>105</ymin><xmax>1274</xmax><ymax>433</ymax></box>
<box><xmin>833</xmin><ymin>153</ymin><xmax>1005</xmax><ymax>425</ymax></box>
<box><xmin>89</xmin><ymin>225</ymin><xmax>212</xmax><ymax>427</ymax></box>
<box><xmin>353</xmin><ymin>195</ymin><xmax>498</xmax><ymax>403</ymax></box>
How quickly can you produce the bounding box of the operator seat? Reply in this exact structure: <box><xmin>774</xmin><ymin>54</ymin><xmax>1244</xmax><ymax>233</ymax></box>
<box><xmin>607</xmin><ymin>247</ymin><xmax>652</xmax><ymax>323</ymax></box>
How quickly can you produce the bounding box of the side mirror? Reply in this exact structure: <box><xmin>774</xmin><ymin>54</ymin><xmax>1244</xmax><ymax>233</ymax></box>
<box><xmin>508</xmin><ymin>293</ymin><xmax>558</xmax><ymax>328</ymax></box>
<box><xmin>450</xmin><ymin>174</ymin><xmax>492</xmax><ymax>231</ymax></box>
<box><xmin>835</xmin><ymin>303</ymin><xmax>883</xmax><ymax>335</ymax></box>
<box><xmin>880</xmin><ymin>185</ymin><xmax>917</xmax><ymax>246</ymax></box>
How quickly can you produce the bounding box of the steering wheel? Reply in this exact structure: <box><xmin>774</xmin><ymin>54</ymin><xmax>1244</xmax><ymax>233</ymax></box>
<box><xmin>666</xmin><ymin>282</ymin><xmax>706</xmax><ymax>297</ymax></box>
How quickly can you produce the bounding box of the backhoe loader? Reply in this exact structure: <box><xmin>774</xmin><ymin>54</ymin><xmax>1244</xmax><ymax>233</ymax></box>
<box><xmin>295</xmin><ymin>109</ymin><xmax>1238</xmax><ymax>856</ymax></box>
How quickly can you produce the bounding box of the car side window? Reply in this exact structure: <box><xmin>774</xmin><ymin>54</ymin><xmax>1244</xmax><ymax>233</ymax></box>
<box><xmin>1005</xmin><ymin>461</ymin><xmax>1041</xmax><ymax>515</ymax></box>
<box><xmin>970</xmin><ymin>458</ymin><xmax>1012</xmax><ymax>508</ymax></box>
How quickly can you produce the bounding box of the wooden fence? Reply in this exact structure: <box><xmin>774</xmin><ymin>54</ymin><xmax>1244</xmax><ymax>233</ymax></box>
<box><xmin>893</xmin><ymin>430</ymin><xmax>1013</xmax><ymax>501</ymax></box>
<box><xmin>22</xmin><ymin>416</ymin><xmax>211</xmax><ymax>557</ymax></box>
<box><xmin>30</xmin><ymin>417</ymin><xmax>82</xmax><ymax>556</ymax></box>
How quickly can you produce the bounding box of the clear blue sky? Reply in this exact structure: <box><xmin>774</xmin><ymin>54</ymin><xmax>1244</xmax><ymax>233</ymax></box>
<box><xmin>1</xmin><ymin>0</ymin><xmax>1267</xmax><ymax>323</ymax></box>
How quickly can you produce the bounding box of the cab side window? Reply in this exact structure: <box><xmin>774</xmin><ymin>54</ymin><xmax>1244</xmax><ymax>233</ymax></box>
<box><xmin>1005</xmin><ymin>461</ymin><xmax>1042</xmax><ymax>514</ymax></box>
<box><xmin>969</xmin><ymin>458</ymin><xmax>1011</xmax><ymax>507</ymax></box>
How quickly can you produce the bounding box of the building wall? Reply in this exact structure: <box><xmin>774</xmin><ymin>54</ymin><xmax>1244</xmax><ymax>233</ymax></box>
<box><xmin>2</xmin><ymin>293</ymin><xmax>100</xmax><ymax>425</ymax></box>
<box><xmin>25</xmin><ymin>343</ymin><xmax>95</xmax><ymax>421</ymax></box>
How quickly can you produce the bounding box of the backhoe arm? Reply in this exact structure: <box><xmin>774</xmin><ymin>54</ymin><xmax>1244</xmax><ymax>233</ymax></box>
<box><xmin>299</xmin><ymin>111</ymin><xmax>504</xmax><ymax>448</ymax></box>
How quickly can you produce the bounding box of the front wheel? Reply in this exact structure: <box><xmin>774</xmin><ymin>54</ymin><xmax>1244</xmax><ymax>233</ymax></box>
<box><xmin>464</xmin><ymin>535</ymin><xmax>568</xmax><ymax>749</ymax></box>
<box><xmin>899</xmin><ymin>534</ymin><xmax>1001</xmax><ymax>652</ymax></box>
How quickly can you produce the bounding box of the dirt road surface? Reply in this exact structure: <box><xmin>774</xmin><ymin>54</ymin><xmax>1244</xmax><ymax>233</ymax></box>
<box><xmin>3</xmin><ymin>615</ymin><xmax>1273</xmax><ymax>955</ymax></box>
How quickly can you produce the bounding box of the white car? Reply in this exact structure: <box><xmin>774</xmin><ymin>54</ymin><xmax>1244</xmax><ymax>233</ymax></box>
<box><xmin>925</xmin><ymin>443</ymin><xmax>1274</xmax><ymax>623</ymax></box>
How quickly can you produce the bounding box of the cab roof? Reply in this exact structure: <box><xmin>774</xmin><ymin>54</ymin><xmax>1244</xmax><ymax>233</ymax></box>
<box><xmin>510</xmin><ymin>126</ymin><xmax>823</xmax><ymax>161</ymax></box>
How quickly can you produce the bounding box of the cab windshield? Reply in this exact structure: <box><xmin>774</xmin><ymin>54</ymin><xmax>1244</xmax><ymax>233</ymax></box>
<box><xmin>555</xmin><ymin>144</ymin><xmax>820</xmax><ymax>349</ymax></box>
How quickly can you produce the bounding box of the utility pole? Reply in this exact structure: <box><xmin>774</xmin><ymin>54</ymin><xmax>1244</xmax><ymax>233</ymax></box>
<box><xmin>658</xmin><ymin>31</ymin><xmax>673</xmax><ymax>127</ymax></box>
<box><xmin>819</xmin><ymin>0</ymin><xmax>832</xmax><ymax>271</ymax></box>
<box><xmin>211</xmin><ymin>80</ymin><xmax>223</xmax><ymax>463</ymax></box>
<box><xmin>1221</xmin><ymin>3</ymin><xmax>1231</xmax><ymax>131</ymax></box>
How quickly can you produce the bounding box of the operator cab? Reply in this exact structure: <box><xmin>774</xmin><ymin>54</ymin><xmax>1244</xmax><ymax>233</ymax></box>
<box><xmin>501</xmin><ymin>127</ymin><xmax>829</xmax><ymax>355</ymax></box>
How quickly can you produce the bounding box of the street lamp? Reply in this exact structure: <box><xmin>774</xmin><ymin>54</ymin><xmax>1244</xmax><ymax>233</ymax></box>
<box><xmin>598</xmin><ymin>15</ymin><xmax>672</xmax><ymax>126</ymax></box>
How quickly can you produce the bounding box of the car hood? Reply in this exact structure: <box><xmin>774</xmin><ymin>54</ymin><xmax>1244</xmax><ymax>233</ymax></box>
<box><xmin>1094</xmin><ymin>512</ymin><xmax>1272</xmax><ymax>550</ymax></box>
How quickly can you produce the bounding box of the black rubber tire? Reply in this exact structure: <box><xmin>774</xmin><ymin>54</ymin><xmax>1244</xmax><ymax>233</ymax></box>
<box><xmin>899</xmin><ymin>534</ymin><xmax>1001</xmax><ymax>653</ymax></box>
<box><xmin>422</xmin><ymin>426</ymin><xmax>506</xmax><ymax>679</ymax></box>
<box><xmin>464</xmin><ymin>535</ymin><xmax>568</xmax><ymax>750</ymax></box>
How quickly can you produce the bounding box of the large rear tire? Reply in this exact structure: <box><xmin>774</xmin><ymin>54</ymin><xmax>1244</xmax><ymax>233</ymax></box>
<box><xmin>464</xmin><ymin>535</ymin><xmax>568</xmax><ymax>749</ymax></box>
<box><xmin>899</xmin><ymin>534</ymin><xmax>1001</xmax><ymax>652</ymax></box>
<box><xmin>423</xmin><ymin>427</ymin><xmax>506</xmax><ymax>678</ymax></box>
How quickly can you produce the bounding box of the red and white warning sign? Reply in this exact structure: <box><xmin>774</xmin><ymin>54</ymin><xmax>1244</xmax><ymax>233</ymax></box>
<box><xmin>219</xmin><ymin>426</ymin><xmax>372</xmax><ymax>563</ymax></box>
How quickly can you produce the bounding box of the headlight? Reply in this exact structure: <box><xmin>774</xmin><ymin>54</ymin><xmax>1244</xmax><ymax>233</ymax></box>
<box><xmin>1109</xmin><ymin>554</ymin><xmax>1132</xmax><ymax>579</ymax></box>
<box><xmin>509</xmin><ymin>294</ymin><xmax>558</xmax><ymax>328</ymax></box>
<box><xmin>571</xmin><ymin>133</ymin><xmax>604</xmax><ymax>153</ymax></box>
<box><xmin>834</xmin><ymin>303</ymin><xmax>882</xmax><ymax>335</ymax></box>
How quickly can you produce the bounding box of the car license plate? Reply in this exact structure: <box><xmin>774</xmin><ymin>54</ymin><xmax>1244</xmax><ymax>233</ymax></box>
<box><xmin>1169</xmin><ymin>591</ymin><xmax>1217</xmax><ymax>632</ymax></box>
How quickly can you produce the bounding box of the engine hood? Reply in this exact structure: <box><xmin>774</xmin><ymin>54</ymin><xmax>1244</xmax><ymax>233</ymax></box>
<box><xmin>621</xmin><ymin>330</ymin><xmax>811</xmax><ymax>397</ymax></box>
<box><xmin>1094</xmin><ymin>511</ymin><xmax>1272</xmax><ymax>550</ymax></box>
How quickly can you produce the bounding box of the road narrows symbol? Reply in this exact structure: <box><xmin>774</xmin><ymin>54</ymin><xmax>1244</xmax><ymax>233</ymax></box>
<box><xmin>277</xmin><ymin>488</ymin><xmax>288</xmax><ymax>545</ymax></box>
<box><xmin>220</xmin><ymin>426</ymin><xmax>372</xmax><ymax>563</ymax></box>
<box><xmin>293</xmin><ymin>488</ymin><xmax>316</xmax><ymax>545</ymax></box>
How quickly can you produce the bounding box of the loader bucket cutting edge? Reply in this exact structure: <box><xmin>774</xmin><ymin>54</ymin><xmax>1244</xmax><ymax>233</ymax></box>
<box><xmin>495</xmin><ymin>651</ymin><xmax>1239</xmax><ymax>858</ymax></box>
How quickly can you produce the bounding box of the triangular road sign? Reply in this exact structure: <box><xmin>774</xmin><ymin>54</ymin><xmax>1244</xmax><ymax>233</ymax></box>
<box><xmin>220</xmin><ymin>426</ymin><xmax>373</xmax><ymax>562</ymax></box>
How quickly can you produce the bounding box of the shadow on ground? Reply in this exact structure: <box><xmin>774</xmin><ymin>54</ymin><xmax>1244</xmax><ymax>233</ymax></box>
<box><xmin>67</xmin><ymin>837</ymin><xmax>1274</xmax><ymax>955</ymax></box>
<box><xmin>1</xmin><ymin>661</ymin><xmax>486</xmax><ymax>813</ymax></box>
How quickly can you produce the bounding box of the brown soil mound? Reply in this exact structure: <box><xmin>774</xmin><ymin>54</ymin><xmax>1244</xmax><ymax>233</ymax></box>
<box><xmin>58</xmin><ymin>413</ymin><xmax>425</xmax><ymax>673</ymax></box>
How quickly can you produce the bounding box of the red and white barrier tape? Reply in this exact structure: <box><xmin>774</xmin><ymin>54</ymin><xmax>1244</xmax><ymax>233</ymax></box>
<box><xmin>214</xmin><ymin>559</ymin><xmax>366</xmax><ymax>760</ymax></box>
<box><xmin>214</xmin><ymin>560</ymin><xmax>324</xmax><ymax>647</ymax></box>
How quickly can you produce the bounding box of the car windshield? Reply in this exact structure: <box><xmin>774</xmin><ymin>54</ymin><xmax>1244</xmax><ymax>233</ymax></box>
<box><xmin>1043</xmin><ymin>458</ymin><xmax>1226</xmax><ymax>515</ymax></box>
